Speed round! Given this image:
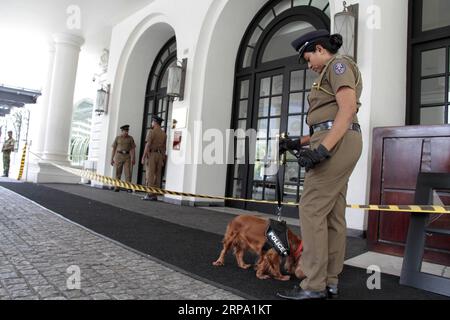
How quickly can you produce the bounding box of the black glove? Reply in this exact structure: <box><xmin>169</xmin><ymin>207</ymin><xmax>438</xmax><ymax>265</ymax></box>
<box><xmin>298</xmin><ymin>144</ymin><xmax>331</xmax><ymax>172</ymax></box>
<box><xmin>279</xmin><ymin>138</ymin><xmax>302</xmax><ymax>155</ymax></box>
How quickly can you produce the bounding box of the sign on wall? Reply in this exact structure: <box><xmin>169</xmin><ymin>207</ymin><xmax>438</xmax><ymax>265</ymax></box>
<box><xmin>173</xmin><ymin>131</ymin><xmax>182</xmax><ymax>150</ymax></box>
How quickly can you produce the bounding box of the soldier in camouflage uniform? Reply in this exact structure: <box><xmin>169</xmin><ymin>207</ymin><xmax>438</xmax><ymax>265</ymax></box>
<box><xmin>2</xmin><ymin>131</ymin><xmax>15</xmax><ymax>177</ymax></box>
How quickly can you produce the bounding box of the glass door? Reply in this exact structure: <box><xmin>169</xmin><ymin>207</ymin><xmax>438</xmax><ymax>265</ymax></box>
<box><xmin>226</xmin><ymin>1</ymin><xmax>330</xmax><ymax>217</ymax></box>
<box><xmin>411</xmin><ymin>39</ymin><xmax>450</xmax><ymax>125</ymax></box>
<box><xmin>245</xmin><ymin>70</ymin><xmax>284</xmax><ymax>213</ymax></box>
<box><xmin>138</xmin><ymin>37</ymin><xmax>177</xmax><ymax>185</ymax></box>
<box><xmin>282</xmin><ymin>67</ymin><xmax>315</xmax><ymax>203</ymax></box>
<box><xmin>230</xmin><ymin>65</ymin><xmax>314</xmax><ymax>216</ymax></box>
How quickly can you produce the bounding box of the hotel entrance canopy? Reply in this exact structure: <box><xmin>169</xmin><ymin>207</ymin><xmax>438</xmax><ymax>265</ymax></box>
<box><xmin>0</xmin><ymin>84</ymin><xmax>41</xmax><ymax>117</ymax></box>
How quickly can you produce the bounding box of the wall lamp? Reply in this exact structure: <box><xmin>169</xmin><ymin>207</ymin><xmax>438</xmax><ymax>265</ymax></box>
<box><xmin>95</xmin><ymin>84</ymin><xmax>110</xmax><ymax>116</ymax></box>
<box><xmin>167</xmin><ymin>58</ymin><xmax>187</xmax><ymax>101</ymax></box>
<box><xmin>334</xmin><ymin>1</ymin><xmax>359</xmax><ymax>61</ymax></box>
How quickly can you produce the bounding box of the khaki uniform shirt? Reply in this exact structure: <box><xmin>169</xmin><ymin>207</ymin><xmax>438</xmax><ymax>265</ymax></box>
<box><xmin>145</xmin><ymin>127</ymin><xmax>167</xmax><ymax>153</ymax></box>
<box><xmin>112</xmin><ymin>135</ymin><xmax>136</xmax><ymax>153</ymax></box>
<box><xmin>307</xmin><ymin>55</ymin><xmax>362</xmax><ymax>126</ymax></box>
<box><xmin>2</xmin><ymin>137</ymin><xmax>15</xmax><ymax>153</ymax></box>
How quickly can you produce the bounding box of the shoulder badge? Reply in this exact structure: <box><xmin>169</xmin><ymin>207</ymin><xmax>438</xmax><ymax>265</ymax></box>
<box><xmin>334</xmin><ymin>62</ymin><xmax>346</xmax><ymax>75</ymax></box>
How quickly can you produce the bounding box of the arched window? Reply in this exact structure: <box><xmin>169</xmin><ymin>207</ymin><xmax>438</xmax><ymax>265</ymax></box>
<box><xmin>138</xmin><ymin>37</ymin><xmax>176</xmax><ymax>185</ymax></box>
<box><xmin>227</xmin><ymin>0</ymin><xmax>330</xmax><ymax>216</ymax></box>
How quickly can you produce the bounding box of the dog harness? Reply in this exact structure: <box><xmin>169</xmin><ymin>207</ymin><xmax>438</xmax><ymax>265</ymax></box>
<box><xmin>264</xmin><ymin>219</ymin><xmax>290</xmax><ymax>257</ymax></box>
<box><xmin>263</xmin><ymin>219</ymin><xmax>304</xmax><ymax>260</ymax></box>
<box><xmin>268</xmin><ymin>148</ymin><xmax>304</xmax><ymax>259</ymax></box>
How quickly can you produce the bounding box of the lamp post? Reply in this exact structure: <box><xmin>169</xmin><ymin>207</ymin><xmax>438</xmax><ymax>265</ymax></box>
<box><xmin>334</xmin><ymin>1</ymin><xmax>358</xmax><ymax>61</ymax></box>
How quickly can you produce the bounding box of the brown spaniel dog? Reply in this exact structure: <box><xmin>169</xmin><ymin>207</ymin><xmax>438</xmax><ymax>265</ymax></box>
<box><xmin>213</xmin><ymin>215</ymin><xmax>305</xmax><ymax>281</ymax></box>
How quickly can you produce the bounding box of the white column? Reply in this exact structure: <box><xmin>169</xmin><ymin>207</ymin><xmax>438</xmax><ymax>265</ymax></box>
<box><xmin>28</xmin><ymin>33</ymin><xmax>84</xmax><ymax>183</ymax></box>
<box><xmin>42</xmin><ymin>33</ymin><xmax>84</xmax><ymax>164</ymax></box>
<box><xmin>33</xmin><ymin>43</ymin><xmax>55</xmax><ymax>156</ymax></box>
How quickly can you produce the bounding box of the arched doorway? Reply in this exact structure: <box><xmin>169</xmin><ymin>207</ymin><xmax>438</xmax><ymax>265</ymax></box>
<box><xmin>227</xmin><ymin>0</ymin><xmax>330</xmax><ymax>216</ymax></box>
<box><xmin>138</xmin><ymin>37</ymin><xmax>177</xmax><ymax>185</ymax></box>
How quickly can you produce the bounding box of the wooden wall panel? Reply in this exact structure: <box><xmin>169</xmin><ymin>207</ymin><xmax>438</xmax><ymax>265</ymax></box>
<box><xmin>383</xmin><ymin>138</ymin><xmax>424</xmax><ymax>189</ymax></box>
<box><xmin>368</xmin><ymin>125</ymin><xmax>450</xmax><ymax>266</ymax></box>
<box><xmin>379</xmin><ymin>191</ymin><xmax>414</xmax><ymax>243</ymax></box>
<box><xmin>431</xmin><ymin>139</ymin><xmax>450</xmax><ymax>172</ymax></box>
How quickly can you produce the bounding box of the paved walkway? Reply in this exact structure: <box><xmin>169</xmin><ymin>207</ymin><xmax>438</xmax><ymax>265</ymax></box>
<box><xmin>0</xmin><ymin>186</ymin><xmax>243</xmax><ymax>300</ymax></box>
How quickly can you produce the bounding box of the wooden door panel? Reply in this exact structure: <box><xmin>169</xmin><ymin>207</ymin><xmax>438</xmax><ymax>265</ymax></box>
<box><xmin>379</xmin><ymin>212</ymin><xmax>411</xmax><ymax>243</ymax></box>
<box><xmin>382</xmin><ymin>138</ymin><xmax>424</xmax><ymax>189</ymax></box>
<box><xmin>426</xmin><ymin>234</ymin><xmax>450</xmax><ymax>252</ymax></box>
<box><xmin>369</xmin><ymin>125</ymin><xmax>450</xmax><ymax>265</ymax></box>
<box><xmin>379</xmin><ymin>191</ymin><xmax>415</xmax><ymax>243</ymax></box>
<box><xmin>431</xmin><ymin>139</ymin><xmax>450</xmax><ymax>172</ymax></box>
<box><xmin>428</xmin><ymin>213</ymin><xmax>450</xmax><ymax>230</ymax></box>
<box><xmin>425</xmin><ymin>192</ymin><xmax>450</xmax><ymax>251</ymax></box>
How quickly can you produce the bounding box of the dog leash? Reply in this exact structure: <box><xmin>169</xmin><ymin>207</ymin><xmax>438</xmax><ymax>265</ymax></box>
<box><xmin>275</xmin><ymin>159</ymin><xmax>284</xmax><ymax>222</ymax></box>
<box><xmin>276</xmin><ymin>133</ymin><xmax>302</xmax><ymax>219</ymax></box>
<box><xmin>266</xmin><ymin>136</ymin><xmax>303</xmax><ymax>258</ymax></box>
<box><xmin>275</xmin><ymin>134</ymin><xmax>288</xmax><ymax>222</ymax></box>
<box><xmin>276</xmin><ymin>133</ymin><xmax>300</xmax><ymax>221</ymax></box>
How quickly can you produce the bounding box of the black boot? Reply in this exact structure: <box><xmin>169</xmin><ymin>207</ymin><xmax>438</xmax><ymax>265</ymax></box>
<box><xmin>142</xmin><ymin>194</ymin><xmax>157</xmax><ymax>201</ymax></box>
<box><xmin>277</xmin><ymin>285</ymin><xmax>326</xmax><ymax>300</ymax></box>
<box><xmin>326</xmin><ymin>285</ymin><xmax>339</xmax><ymax>299</ymax></box>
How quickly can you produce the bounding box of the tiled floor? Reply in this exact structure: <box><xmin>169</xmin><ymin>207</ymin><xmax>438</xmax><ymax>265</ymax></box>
<box><xmin>5</xmin><ymin>179</ymin><xmax>449</xmax><ymax>287</ymax></box>
<box><xmin>0</xmin><ymin>186</ymin><xmax>242</xmax><ymax>300</ymax></box>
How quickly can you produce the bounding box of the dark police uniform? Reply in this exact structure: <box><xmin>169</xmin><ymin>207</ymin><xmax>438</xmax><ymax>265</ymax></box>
<box><xmin>288</xmin><ymin>31</ymin><xmax>363</xmax><ymax>294</ymax></box>
<box><xmin>144</xmin><ymin>116</ymin><xmax>167</xmax><ymax>198</ymax></box>
<box><xmin>111</xmin><ymin>125</ymin><xmax>136</xmax><ymax>190</ymax></box>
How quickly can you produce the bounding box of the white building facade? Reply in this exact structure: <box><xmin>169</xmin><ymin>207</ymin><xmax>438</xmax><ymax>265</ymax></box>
<box><xmin>27</xmin><ymin>0</ymin><xmax>450</xmax><ymax>233</ymax></box>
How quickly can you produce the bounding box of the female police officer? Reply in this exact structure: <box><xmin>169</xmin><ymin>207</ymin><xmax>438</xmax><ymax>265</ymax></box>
<box><xmin>278</xmin><ymin>30</ymin><xmax>363</xmax><ymax>300</ymax></box>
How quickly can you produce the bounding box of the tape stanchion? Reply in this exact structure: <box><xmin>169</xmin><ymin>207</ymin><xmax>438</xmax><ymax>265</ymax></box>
<box><xmin>27</xmin><ymin>151</ymin><xmax>450</xmax><ymax>214</ymax></box>
<box><xmin>17</xmin><ymin>143</ymin><xmax>27</xmax><ymax>181</ymax></box>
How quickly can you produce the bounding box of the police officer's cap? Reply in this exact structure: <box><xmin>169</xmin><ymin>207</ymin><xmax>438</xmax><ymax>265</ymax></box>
<box><xmin>291</xmin><ymin>29</ymin><xmax>330</xmax><ymax>64</ymax></box>
<box><xmin>120</xmin><ymin>125</ymin><xmax>130</xmax><ymax>131</ymax></box>
<box><xmin>152</xmin><ymin>116</ymin><xmax>164</xmax><ymax>125</ymax></box>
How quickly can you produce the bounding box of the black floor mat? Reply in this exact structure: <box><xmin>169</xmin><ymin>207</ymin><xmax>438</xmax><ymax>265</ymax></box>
<box><xmin>1</xmin><ymin>182</ymin><xmax>447</xmax><ymax>300</ymax></box>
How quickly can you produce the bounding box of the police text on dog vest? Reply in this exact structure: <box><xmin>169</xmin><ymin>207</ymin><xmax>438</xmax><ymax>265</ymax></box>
<box><xmin>268</xmin><ymin>231</ymin><xmax>287</xmax><ymax>253</ymax></box>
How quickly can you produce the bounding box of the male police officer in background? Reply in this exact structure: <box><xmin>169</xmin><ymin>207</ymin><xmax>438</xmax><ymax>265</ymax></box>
<box><xmin>111</xmin><ymin>125</ymin><xmax>136</xmax><ymax>192</ymax></box>
<box><xmin>2</xmin><ymin>130</ymin><xmax>15</xmax><ymax>177</ymax></box>
<box><xmin>141</xmin><ymin>116</ymin><xmax>167</xmax><ymax>201</ymax></box>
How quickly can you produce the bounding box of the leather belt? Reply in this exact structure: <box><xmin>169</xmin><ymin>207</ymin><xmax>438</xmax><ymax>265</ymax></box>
<box><xmin>117</xmin><ymin>150</ymin><xmax>130</xmax><ymax>154</ymax></box>
<box><xmin>310</xmin><ymin>121</ymin><xmax>361</xmax><ymax>136</ymax></box>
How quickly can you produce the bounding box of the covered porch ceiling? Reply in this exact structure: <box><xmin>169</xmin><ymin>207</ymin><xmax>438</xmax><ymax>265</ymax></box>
<box><xmin>0</xmin><ymin>85</ymin><xmax>41</xmax><ymax>117</ymax></box>
<box><xmin>0</xmin><ymin>0</ymin><xmax>154</xmax><ymax>54</ymax></box>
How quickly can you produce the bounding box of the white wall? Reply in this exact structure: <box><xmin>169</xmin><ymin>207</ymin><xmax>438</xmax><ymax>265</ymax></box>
<box><xmin>184</xmin><ymin>0</ymin><xmax>269</xmax><ymax>199</ymax></box>
<box><xmin>97</xmin><ymin>0</ymin><xmax>410</xmax><ymax>231</ymax></box>
<box><xmin>94</xmin><ymin>0</ymin><xmax>213</xmax><ymax>191</ymax></box>
<box><xmin>331</xmin><ymin>0</ymin><xmax>408</xmax><ymax>230</ymax></box>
